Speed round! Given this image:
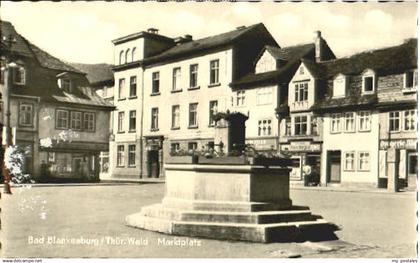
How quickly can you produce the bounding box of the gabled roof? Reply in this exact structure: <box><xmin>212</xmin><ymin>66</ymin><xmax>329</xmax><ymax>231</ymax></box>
<box><xmin>231</xmin><ymin>43</ymin><xmax>315</xmax><ymax>89</ymax></box>
<box><xmin>1</xmin><ymin>20</ymin><xmax>83</xmax><ymax>74</ymax></box>
<box><xmin>69</xmin><ymin>63</ymin><xmax>114</xmax><ymax>85</ymax></box>
<box><xmin>143</xmin><ymin>23</ymin><xmax>272</xmax><ymax>66</ymax></box>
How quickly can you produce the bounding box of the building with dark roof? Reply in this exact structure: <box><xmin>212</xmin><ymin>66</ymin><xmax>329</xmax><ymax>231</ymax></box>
<box><xmin>0</xmin><ymin>20</ymin><xmax>114</xmax><ymax>182</ymax></box>
<box><xmin>277</xmin><ymin>38</ymin><xmax>417</xmax><ymax>189</ymax></box>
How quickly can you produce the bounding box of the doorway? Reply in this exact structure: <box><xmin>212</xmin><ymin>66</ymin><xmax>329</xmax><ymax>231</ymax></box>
<box><xmin>407</xmin><ymin>152</ymin><xmax>417</xmax><ymax>189</ymax></box>
<box><xmin>147</xmin><ymin>150</ymin><xmax>160</xmax><ymax>178</ymax></box>
<box><xmin>327</xmin><ymin>151</ymin><xmax>341</xmax><ymax>183</ymax></box>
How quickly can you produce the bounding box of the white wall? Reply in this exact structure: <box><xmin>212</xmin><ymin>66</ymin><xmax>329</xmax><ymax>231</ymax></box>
<box><xmin>288</xmin><ymin>63</ymin><xmax>316</xmax><ymax>112</ymax></box>
<box><xmin>114</xmin><ymin>38</ymin><xmax>144</xmax><ymax>65</ymax></box>
<box><xmin>255</xmin><ymin>50</ymin><xmax>276</xmax><ymax>74</ymax></box>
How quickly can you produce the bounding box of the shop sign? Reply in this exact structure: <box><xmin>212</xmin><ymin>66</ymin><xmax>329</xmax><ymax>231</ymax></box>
<box><xmin>281</xmin><ymin>141</ymin><xmax>321</xmax><ymax>152</ymax></box>
<box><xmin>246</xmin><ymin>138</ymin><xmax>277</xmax><ymax>150</ymax></box>
<box><xmin>379</xmin><ymin>139</ymin><xmax>417</xmax><ymax>150</ymax></box>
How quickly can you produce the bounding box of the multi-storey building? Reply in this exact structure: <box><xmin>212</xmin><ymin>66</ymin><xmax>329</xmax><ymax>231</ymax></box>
<box><xmin>284</xmin><ymin>38</ymin><xmax>417</xmax><ymax>188</ymax></box>
<box><xmin>0</xmin><ymin>21</ymin><xmax>114</xmax><ymax>182</ymax></box>
<box><xmin>109</xmin><ymin>23</ymin><xmax>278</xmax><ymax>180</ymax></box>
<box><xmin>70</xmin><ymin>63</ymin><xmax>115</xmax><ymax>177</ymax></box>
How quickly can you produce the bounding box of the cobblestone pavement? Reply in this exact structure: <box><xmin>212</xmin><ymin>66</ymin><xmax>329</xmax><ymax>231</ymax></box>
<box><xmin>0</xmin><ymin>184</ymin><xmax>416</xmax><ymax>258</ymax></box>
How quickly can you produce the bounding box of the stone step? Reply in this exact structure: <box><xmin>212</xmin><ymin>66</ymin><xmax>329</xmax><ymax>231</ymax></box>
<box><xmin>170</xmin><ymin>219</ymin><xmax>335</xmax><ymax>243</ymax></box>
<box><xmin>140</xmin><ymin>204</ymin><xmax>316</xmax><ymax>224</ymax></box>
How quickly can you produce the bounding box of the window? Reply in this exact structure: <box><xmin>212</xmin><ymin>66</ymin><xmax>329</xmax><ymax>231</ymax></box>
<box><xmin>299</xmin><ymin>66</ymin><xmax>304</xmax><ymax>75</ymax></box>
<box><xmin>344</xmin><ymin>152</ymin><xmax>355</xmax><ymax>171</ymax></box>
<box><xmin>56</xmin><ymin>110</ymin><xmax>69</xmax><ymax>129</ymax></box>
<box><xmin>83</xmin><ymin>112</ymin><xmax>95</xmax><ymax>132</ymax></box>
<box><xmin>294</xmin><ymin>82</ymin><xmax>308</xmax><ymax>102</ymax></box>
<box><xmin>129</xmin><ymin>110</ymin><xmax>136</xmax><ymax>131</ymax></box>
<box><xmin>256</xmin><ymin>87</ymin><xmax>273</xmax><ymax>105</ymax></box>
<box><xmin>151</xmin><ymin>108</ymin><xmax>159</xmax><ymax>130</ymax></box>
<box><xmin>171</xmin><ymin>143</ymin><xmax>180</xmax><ymax>153</ymax></box>
<box><xmin>125</xmin><ymin>49</ymin><xmax>131</xmax><ymax>64</ymax></box>
<box><xmin>171</xmin><ymin>105</ymin><xmax>180</xmax><ymax>129</ymax></box>
<box><xmin>13</xmin><ymin>66</ymin><xmax>26</xmax><ymax>85</ymax></box>
<box><xmin>189</xmin><ymin>103</ymin><xmax>198</xmax><ymax>127</ymax></box>
<box><xmin>210</xmin><ymin>59</ymin><xmax>219</xmax><ymax>85</ymax></box>
<box><xmin>119</xmin><ymin>51</ymin><xmax>124</xmax><ymax>65</ymax></box>
<box><xmin>132</xmin><ymin>47</ymin><xmax>137</xmax><ymax>62</ymax></box>
<box><xmin>129</xmin><ymin>76</ymin><xmax>137</xmax><ymax>97</ymax></box>
<box><xmin>358</xmin><ymin>152</ymin><xmax>370</xmax><ymax>171</ymax></box>
<box><xmin>403</xmin><ymin>110</ymin><xmax>416</xmax><ymax>131</ymax></box>
<box><xmin>258</xmin><ymin>119</ymin><xmax>272</xmax><ymax>136</ymax></box>
<box><xmin>294</xmin><ymin>115</ymin><xmax>307</xmax><ymax>135</ymax></box>
<box><xmin>118</xmin><ymin>111</ymin><xmax>124</xmax><ymax>132</ymax></box>
<box><xmin>60</xmin><ymin>78</ymin><xmax>71</xmax><ymax>93</ymax></box>
<box><xmin>188</xmin><ymin>142</ymin><xmax>198</xmax><ymax>151</ymax></box>
<box><xmin>118</xmin><ymin>78</ymin><xmax>125</xmax><ymax>99</ymax></box>
<box><xmin>19</xmin><ymin>103</ymin><xmax>33</xmax><ymax>126</ymax></box>
<box><xmin>70</xmin><ymin>111</ymin><xmax>82</xmax><ymax>130</ymax></box>
<box><xmin>285</xmin><ymin>118</ymin><xmax>291</xmax><ymax>136</ymax></box>
<box><xmin>330</xmin><ymin>113</ymin><xmax>341</xmax><ymax>133</ymax></box>
<box><xmin>117</xmin><ymin>145</ymin><xmax>125</xmax><ymax>167</ymax></box>
<box><xmin>389</xmin><ymin>111</ymin><xmax>400</xmax><ymax>132</ymax></box>
<box><xmin>358</xmin><ymin>111</ymin><xmax>371</xmax><ymax>131</ymax></box>
<box><xmin>172</xmin><ymin>67</ymin><xmax>181</xmax><ymax>91</ymax></box>
<box><xmin>404</xmin><ymin>70</ymin><xmax>417</xmax><ymax>90</ymax></box>
<box><xmin>209</xmin><ymin>100</ymin><xmax>218</xmax><ymax>126</ymax></box>
<box><xmin>333</xmin><ymin>75</ymin><xmax>347</xmax><ymax>97</ymax></box>
<box><xmin>128</xmin><ymin>145</ymin><xmax>136</xmax><ymax>167</ymax></box>
<box><xmin>344</xmin><ymin>112</ymin><xmax>355</xmax><ymax>132</ymax></box>
<box><xmin>152</xmin><ymin>72</ymin><xmax>160</xmax><ymax>94</ymax></box>
<box><xmin>362</xmin><ymin>70</ymin><xmax>376</xmax><ymax>93</ymax></box>
<box><xmin>189</xmin><ymin>64</ymin><xmax>198</xmax><ymax>88</ymax></box>
<box><xmin>236</xmin><ymin>90</ymin><xmax>245</xmax><ymax>106</ymax></box>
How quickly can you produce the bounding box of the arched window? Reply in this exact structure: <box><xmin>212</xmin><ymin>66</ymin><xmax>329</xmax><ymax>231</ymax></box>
<box><xmin>119</xmin><ymin>51</ymin><xmax>124</xmax><ymax>65</ymax></box>
<box><xmin>125</xmin><ymin>49</ymin><xmax>131</xmax><ymax>64</ymax></box>
<box><xmin>132</xmin><ymin>47</ymin><xmax>137</xmax><ymax>62</ymax></box>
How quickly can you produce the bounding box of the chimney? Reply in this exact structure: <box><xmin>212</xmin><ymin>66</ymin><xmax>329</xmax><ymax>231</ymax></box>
<box><xmin>236</xmin><ymin>26</ymin><xmax>246</xmax><ymax>30</ymax></box>
<box><xmin>314</xmin><ymin>30</ymin><xmax>325</xmax><ymax>62</ymax></box>
<box><xmin>174</xmin><ymin>35</ymin><xmax>193</xmax><ymax>45</ymax></box>
<box><xmin>147</xmin><ymin>28</ymin><xmax>159</xmax><ymax>34</ymax></box>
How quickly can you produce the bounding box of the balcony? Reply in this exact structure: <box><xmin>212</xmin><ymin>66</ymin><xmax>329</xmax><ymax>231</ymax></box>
<box><xmin>290</xmin><ymin>101</ymin><xmax>310</xmax><ymax>112</ymax></box>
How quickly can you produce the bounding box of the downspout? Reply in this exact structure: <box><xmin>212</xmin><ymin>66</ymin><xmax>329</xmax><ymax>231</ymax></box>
<box><xmin>140</xmin><ymin>67</ymin><xmax>145</xmax><ymax>179</ymax></box>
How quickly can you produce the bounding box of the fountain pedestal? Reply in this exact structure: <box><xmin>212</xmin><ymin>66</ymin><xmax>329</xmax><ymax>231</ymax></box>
<box><xmin>126</xmin><ymin>163</ymin><xmax>337</xmax><ymax>243</ymax></box>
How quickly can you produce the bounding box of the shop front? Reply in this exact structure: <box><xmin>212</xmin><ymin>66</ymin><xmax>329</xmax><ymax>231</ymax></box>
<box><xmin>379</xmin><ymin>138</ymin><xmax>417</xmax><ymax>189</ymax></box>
<box><xmin>280</xmin><ymin>140</ymin><xmax>322</xmax><ymax>183</ymax></box>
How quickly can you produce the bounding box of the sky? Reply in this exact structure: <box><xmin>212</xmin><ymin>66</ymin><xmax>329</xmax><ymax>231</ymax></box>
<box><xmin>1</xmin><ymin>1</ymin><xmax>417</xmax><ymax>65</ymax></box>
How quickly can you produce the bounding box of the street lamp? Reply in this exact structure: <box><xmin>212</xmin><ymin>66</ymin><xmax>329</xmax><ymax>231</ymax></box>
<box><xmin>2</xmin><ymin>34</ymin><xmax>17</xmax><ymax>194</ymax></box>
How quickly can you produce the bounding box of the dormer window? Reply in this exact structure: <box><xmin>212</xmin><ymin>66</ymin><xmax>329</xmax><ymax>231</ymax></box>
<box><xmin>294</xmin><ymin>82</ymin><xmax>308</xmax><ymax>102</ymax></box>
<box><xmin>404</xmin><ymin>69</ymin><xmax>417</xmax><ymax>92</ymax></box>
<box><xmin>299</xmin><ymin>66</ymin><xmax>304</xmax><ymax>75</ymax></box>
<box><xmin>61</xmin><ymin>79</ymin><xmax>71</xmax><ymax>93</ymax></box>
<box><xmin>333</xmin><ymin>74</ymin><xmax>347</xmax><ymax>98</ymax></box>
<box><xmin>362</xmin><ymin>69</ymin><xmax>376</xmax><ymax>94</ymax></box>
<box><xmin>13</xmin><ymin>65</ymin><xmax>26</xmax><ymax>85</ymax></box>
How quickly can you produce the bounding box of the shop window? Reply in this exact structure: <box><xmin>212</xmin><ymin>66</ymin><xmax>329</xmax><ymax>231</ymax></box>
<box><xmin>344</xmin><ymin>152</ymin><xmax>355</xmax><ymax>171</ymax></box>
<box><xmin>358</xmin><ymin>152</ymin><xmax>370</xmax><ymax>171</ymax></box>
<box><xmin>258</xmin><ymin>119</ymin><xmax>272</xmax><ymax>136</ymax></box>
<box><xmin>358</xmin><ymin>111</ymin><xmax>371</xmax><ymax>132</ymax></box>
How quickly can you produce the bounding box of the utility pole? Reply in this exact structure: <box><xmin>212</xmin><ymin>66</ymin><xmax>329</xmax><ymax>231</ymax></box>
<box><xmin>2</xmin><ymin>34</ymin><xmax>17</xmax><ymax>194</ymax></box>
